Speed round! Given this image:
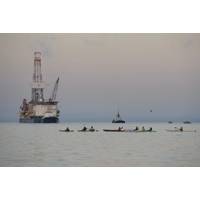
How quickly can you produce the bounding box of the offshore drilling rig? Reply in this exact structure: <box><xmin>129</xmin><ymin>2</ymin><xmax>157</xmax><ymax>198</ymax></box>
<box><xmin>19</xmin><ymin>52</ymin><xmax>60</xmax><ymax>123</ymax></box>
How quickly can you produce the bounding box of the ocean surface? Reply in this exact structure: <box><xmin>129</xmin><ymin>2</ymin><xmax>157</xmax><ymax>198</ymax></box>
<box><xmin>0</xmin><ymin>122</ymin><xmax>200</xmax><ymax>167</ymax></box>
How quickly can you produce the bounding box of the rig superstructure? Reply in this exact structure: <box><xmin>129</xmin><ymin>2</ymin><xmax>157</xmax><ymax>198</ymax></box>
<box><xmin>19</xmin><ymin>52</ymin><xmax>60</xmax><ymax>123</ymax></box>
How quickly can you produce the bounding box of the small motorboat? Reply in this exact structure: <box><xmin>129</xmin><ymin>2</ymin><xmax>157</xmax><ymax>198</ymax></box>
<box><xmin>112</xmin><ymin>112</ymin><xmax>125</xmax><ymax>123</ymax></box>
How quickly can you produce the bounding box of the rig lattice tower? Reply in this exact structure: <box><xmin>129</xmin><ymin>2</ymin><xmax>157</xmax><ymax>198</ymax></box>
<box><xmin>32</xmin><ymin>52</ymin><xmax>44</xmax><ymax>102</ymax></box>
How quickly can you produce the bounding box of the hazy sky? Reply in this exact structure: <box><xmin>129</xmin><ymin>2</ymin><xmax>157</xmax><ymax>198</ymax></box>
<box><xmin>0</xmin><ymin>33</ymin><xmax>199</xmax><ymax>122</ymax></box>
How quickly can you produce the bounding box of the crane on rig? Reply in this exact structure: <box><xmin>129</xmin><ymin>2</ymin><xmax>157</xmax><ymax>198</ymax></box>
<box><xmin>50</xmin><ymin>77</ymin><xmax>59</xmax><ymax>102</ymax></box>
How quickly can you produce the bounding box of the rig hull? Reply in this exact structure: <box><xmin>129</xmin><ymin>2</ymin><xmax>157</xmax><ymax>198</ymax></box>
<box><xmin>19</xmin><ymin>116</ymin><xmax>59</xmax><ymax>123</ymax></box>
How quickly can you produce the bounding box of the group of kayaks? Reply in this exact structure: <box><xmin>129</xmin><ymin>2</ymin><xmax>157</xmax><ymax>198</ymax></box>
<box><xmin>59</xmin><ymin>126</ymin><xmax>155</xmax><ymax>133</ymax></box>
<box><xmin>59</xmin><ymin>126</ymin><xmax>98</xmax><ymax>133</ymax></box>
<box><xmin>59</xmin><ymin>126</ymin><xmax>197</xmax><ymax>133</ymax></box>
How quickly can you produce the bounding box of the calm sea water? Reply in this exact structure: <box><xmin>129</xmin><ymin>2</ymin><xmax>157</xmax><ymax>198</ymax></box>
<box><xmin>0</xmin><ymin>122</ymin><xmax>200</xmax><ymax>166</ymax></box>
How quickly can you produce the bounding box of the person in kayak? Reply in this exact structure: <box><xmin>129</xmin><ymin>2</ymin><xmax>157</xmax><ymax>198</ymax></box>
<box><xmin>134</xmin><ymin>126</ymin><xmax>139</xmax><ymax>131</ymax></box>
<box><xmin>179</xmin><ymin>127</ymin><xmax>183</xmax><ymax>132</ymax></box>
<box><xmin>147</xmin><ymin>127</ymin><xmax>152</xmax><ymax>132</ymax></box>
<box><xmin>82</xmin><ymin>126</ymin><xmax>87</xmax><ymax>131</ymax></box>
<box><xmin>141</xmin><ymin>126</ymin><xmax>145</xmax><ymax>131</ymax></box>
<box><xmin>89</xmin><ymin>126</ymin><xmax>95</xmax><ymax>131</ymax></box>
<box><xmin>118</xmin><ymin>127</ymin><xmax>123</xmax><ymax>131</ymax></box>
<box><xmin>65</xmin><ymin>127</ymin><xmax>70</xmax><ymax>132</ymax></box>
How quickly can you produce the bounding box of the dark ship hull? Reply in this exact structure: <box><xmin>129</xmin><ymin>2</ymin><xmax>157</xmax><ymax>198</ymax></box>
<box><xmin>19</xmin><ymin>116</ymin><xmax>59</xmax><ymax>123</ymax></box>
<box><xmin>112</xmin><ymin>120</ymin><xmax>125</xmax><ymax>123</ymax></box>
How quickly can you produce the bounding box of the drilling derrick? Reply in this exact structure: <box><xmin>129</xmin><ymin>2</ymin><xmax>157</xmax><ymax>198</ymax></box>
<box><xmin>32</xmin><ymin>52</ymin><xmax>44</xmax><ymax>102</ymax></box>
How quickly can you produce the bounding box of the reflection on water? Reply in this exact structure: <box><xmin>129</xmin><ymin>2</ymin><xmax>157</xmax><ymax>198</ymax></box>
<box><xmin>0</xmin><ymin>122</ymin><xmax>200</xmax><ymax>166</ymax></box>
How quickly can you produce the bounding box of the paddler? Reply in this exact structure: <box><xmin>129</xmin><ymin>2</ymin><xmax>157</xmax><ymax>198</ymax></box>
<box><xmin>179</xmin><ymin>127</ymin><xmax>183</xmax><ymax>132</ymax></box>
<box><xmin>118</xmin><ymin>127</ymin><xmax>123</xmax><ymax>131</ymax></box>
<box><xmin>89</xmin><ymin>126</ymin><xmax>95</xmax><ymax>132</ymax></box>
<box><xmin>65</xmin><ymin>127</ymin><xmax>70</xmax><ymax>132</ymax></box>
<box><xmin>82</xmin><ymin>126</ymin><xmax>87</xmax><ymax>131</ymax></box>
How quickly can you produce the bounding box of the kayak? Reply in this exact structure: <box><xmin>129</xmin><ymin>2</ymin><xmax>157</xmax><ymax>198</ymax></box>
<box><xmin>123</xmin><ymin>129</ymin><xmax>137</xmax><ymax>132</ymax></box>
<box><xmin>134</xmin><ymin>130</ymin><xmax>156</xmax><ymax>133</ymax></box>
<box><xmin>78</xmin><ymin>130</ymin><xmax>99</xmax><ymax>132</ymax></box>
<box><xmin>59</xmin><ymin>130</ymin><xmax>74</xmax><ymax>132</ymax></box>
<box><xmin>103</xmin><ymin>129</ymin><xmax>125</xmax><ymax>132</ymax></box>
<box><xmin>166</xmin><ymin>129</ymin><xmax>196</xmax><ymax>133</ymax></box>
